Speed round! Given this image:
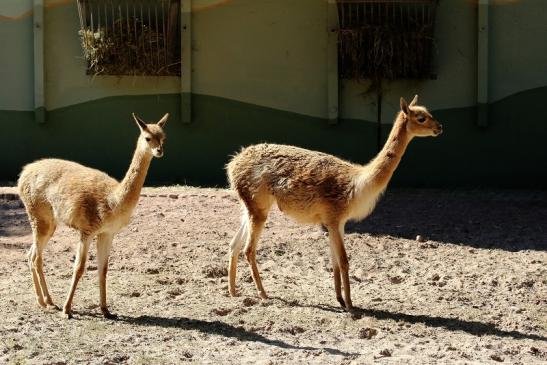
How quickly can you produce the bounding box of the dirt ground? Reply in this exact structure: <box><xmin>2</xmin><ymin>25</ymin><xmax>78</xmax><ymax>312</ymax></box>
<box><xmin>0</xmin><ymin>186</ymin><xmax>546</xmax><ymax>364</ymax></box>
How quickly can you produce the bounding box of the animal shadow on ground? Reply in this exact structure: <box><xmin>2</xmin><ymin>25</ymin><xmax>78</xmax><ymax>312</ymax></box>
<box><xmin>116</xmin><ymin>315</ymin><xmax>357</xmax><ymax>356</ymax></box>
<box><xmin>0</xmin><ymin>198</ymin><xmax>30</xmax><ymax>238</ymax></box>
<box><xmin>345</xmin><ymin>190</ymin><xmax>547</xmax><ymax>251</ymax></box>
<box><xmin>286</xmin><ymin>300</ymin><xmax>547</xmax><ymax>343</ymax></box>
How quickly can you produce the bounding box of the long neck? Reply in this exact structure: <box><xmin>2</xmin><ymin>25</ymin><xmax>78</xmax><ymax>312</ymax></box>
<box><xmin>367</xmin><ymin>112</ymin><xmax>412</xmax><ymax>188</ymax></box>
<box><xmin>114</xmin><ymin>142</ymin><xmax>153</xmax><ymax>211</ymax></box>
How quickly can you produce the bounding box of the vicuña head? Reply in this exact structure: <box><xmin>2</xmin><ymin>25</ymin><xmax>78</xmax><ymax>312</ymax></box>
<box><xmin>226</xmin><ymin>95</ymin><xmax>441</xmax><ymax>312</ymax></box>
<box><xmin>18</xmin><ymin>112</ymin><xmax>169</xmax><ymax>319</ymax></box>
<box><xmin>133</xmin><ymin>113</ymin><xmax>168</xmax><ymax>158</ymax></box>
<box><xmin>400</xmin><ymin>95</ymin><xmax>443</xmax><ymax>137</ymax></box>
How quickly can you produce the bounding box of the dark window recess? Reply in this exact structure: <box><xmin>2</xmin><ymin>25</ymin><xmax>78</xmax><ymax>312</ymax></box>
<box><xmin>76</xmin><ymin>0</ymin><xmax>181</xmax><ymax>76</ymax></box>
<box><xmin>337</xmin><ymin>0</ymin><xmax>438</xmax><ymax>80</ymax></box>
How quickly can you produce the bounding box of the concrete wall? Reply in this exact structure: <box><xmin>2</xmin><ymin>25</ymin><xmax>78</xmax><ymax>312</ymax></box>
<box><xmin>0</xmin><ymin>0</ymin><xmax>546</xmax><ymax>187</ymax></box>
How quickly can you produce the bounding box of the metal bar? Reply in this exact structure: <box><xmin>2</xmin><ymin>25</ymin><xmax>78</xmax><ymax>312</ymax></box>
<box><xmin>327</xmin><ymin>0</ymin><xmax>339</xmax><ymax>124</ymax></box>
<box><xmin>181</xmin><ymin>0</ymin><xmax>192</xmax><ymax>123</ymax></box>
<box><xmin>126</xmin><ymin>1</ymin><xmax>131</xmax><ymax>72</ymax></box>
<box><xmin>104</xmin><ymin>1</ymin><xmax>108</xmax><ymax>38</ymax></box>
<box><xmin>477</xmin><ymin>0</ymin><xmax>489</xmax><ymax>127</ymax></box>
<box><xmin>33</xmin><ymin>0</ymin><xmax>46</xmax><ymax>123</ymax></box>
<box><xmin>155</xmin><ymin>2</ymin><xmax>160</xmax><ymax>71</ymax></box>
<box><xmin>162</xmin><ymin>0</ymin><xmax>167</xmax><ymax>68</ymax></box>
<box><xmin>148</xmin><ymin>1</ymin><xmax>153</xmax><ymax>71</ymax></box>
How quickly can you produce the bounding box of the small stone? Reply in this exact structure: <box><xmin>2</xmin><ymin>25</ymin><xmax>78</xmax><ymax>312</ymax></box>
<box><xmin>202</xmin><ymin>266</ymin><xmax>228</xmax><ymax>278</ymax></box>
<box><xmin>416</xmin><ymin>235</ymin><xmax>425</xmax><ymax>242</ymax></box>
<box><xmin>431</xmin><ymin>273</ymin><xmax>440</xmax><ymax>281</ymax></box>
<box><xmin>167</xmin><ymin>288</ymin><xmax>182</xmax><ymax>297</ymax></box>
<box><xmin>242</xmin><ymin>298</ymin><xmax>258</xmax><ymax>307</ymax></box>
<box><xmin>389</xmin><ymin>275</ymin><xmax>404</xmax><ymax>284</ymax></box>
<box><xmin>490</xmin><ymin>354</ymin><xmax>504</xmax><ymax>362</ymax></box>
<box><xmin>358</xmin><ymin>327</ymin><xmax>378</xmax><ymax>339</ymax></box>
<box><xmin>168</xmin><ymin>194</ymin><xmax>178</xmax><ymax>199</ymax></box>
<box><xmin>130</xmin><ymin>291</ymin><xmax>141</xmax><ymax>297</ymax></box>
<box><xmin>211</xmin><ymin>308</ymin><xmax>232</xmax><ymax>316</ymax></box>
<box><xmin>145</xmin><ymin>268</ymin><xmax>160</xmax><ymax>274</ymax></box>
<box><xmin>379</xmin><ymin>349</ymin><xmax>392</xmax><ymax>357</ymax></box>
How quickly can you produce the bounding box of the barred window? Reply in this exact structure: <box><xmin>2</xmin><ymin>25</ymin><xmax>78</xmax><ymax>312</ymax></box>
<box><xmin>76</xmin><ymin>0</ymin><xmax>181</xmax><ymax>76</ymax></box>
<box><xmin>337</xmin><ymin>0</ymin><xmax>438</xmax><ymax>80</ymax></box>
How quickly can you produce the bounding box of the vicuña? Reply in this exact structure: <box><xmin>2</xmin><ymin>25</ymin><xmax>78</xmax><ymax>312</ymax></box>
<box><xmin>18</xmin><ymin>113</ymin><xmax>168</xmax><ymax>318</ymax></box>
<box><xmin>226</xmin><ymin>95</ymin><xmax>442</xmax><ymax>311</ymax></box>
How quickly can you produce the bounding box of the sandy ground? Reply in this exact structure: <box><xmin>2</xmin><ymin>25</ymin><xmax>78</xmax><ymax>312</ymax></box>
<box><xmin>0</xmin><ymin>186</ymin><xmax>546</xmax><ymax>364</ymax></box>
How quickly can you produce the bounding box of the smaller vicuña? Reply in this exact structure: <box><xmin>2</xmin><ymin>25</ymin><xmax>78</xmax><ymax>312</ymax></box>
<box><xmin>18</xmin><ymin>112</ymin><xmax>168</xmax><ymax>318</ymax></box>
<box><xmin>226</xmin><ymin>95</ymin><xmax>442</xmax><ymax>311</ymax></box>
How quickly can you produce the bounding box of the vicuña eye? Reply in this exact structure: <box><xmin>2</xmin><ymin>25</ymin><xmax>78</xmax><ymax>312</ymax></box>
<box><xmin>418</xmin><ymin>117</ymin><xmax>426</xmax><ymax>123</ymax></box>
<box><xmin>145</xmin><ymin>137</ymin><xmax>151</xmax><ymax>142</ymax></box>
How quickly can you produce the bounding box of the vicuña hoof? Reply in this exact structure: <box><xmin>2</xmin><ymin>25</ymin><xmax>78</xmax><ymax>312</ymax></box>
<box><xmin>101</xmin><ymin>309</ymin><xmax>118</xmax><ymax>320</ymax></box>
<box><xmin>47</xmin><ymin>303</ymin><xmax>60</xmax><ymax>311</ymax></box>
<box><xmin>61</xmin><ymin>310</ymin><xmax>73</xmax><ymax>319</ymax></box>
<box><xmin>337</xmin><ymin>296</ymin><xmax>346</xmax><ymax>308</ymax></box>
<box><xmin>36</xmin><ymin>298</ymin><xmax>47</xmax><ymax>308</ymax></box>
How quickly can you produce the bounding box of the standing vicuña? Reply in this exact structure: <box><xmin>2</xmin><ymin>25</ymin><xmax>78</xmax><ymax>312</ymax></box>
<box><xmin>227</xmin><ymin>95</ymin><xmax>442</xmax><ymax>310</ymax></box>
<box><xmin>18</xmin><ymin>113</ymin><xmax>168</xmax><ymax>318</ymax></box>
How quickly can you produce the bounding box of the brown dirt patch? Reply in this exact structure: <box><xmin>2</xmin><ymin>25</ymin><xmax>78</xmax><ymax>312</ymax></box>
<box><xmin>1</xmin><ymin>187</ymin><xmax>546</xmax><ymax>364</ymax></box>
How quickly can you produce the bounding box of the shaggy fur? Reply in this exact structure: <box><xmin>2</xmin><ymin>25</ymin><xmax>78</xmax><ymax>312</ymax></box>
<box><xmin>18</xmin><ymin>113</ymin><xmax>168</xmax><ymax>318</ymax></box>
<box><xmin>227</xmin><ymin>95</ymin><xmax>442</xmax><ymax>310</ymax></box>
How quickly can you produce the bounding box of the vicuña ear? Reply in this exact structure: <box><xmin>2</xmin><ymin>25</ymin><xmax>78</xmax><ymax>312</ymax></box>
<box><xmin>410</xmin><ymin>94</ymin><xmax>419</xmax><ymax>106</ymax></box>
<box><xmin>157</xmin><ymin>113</ymin><xmax>169</xmax><ymax>128</ymax></box>
<box><xmin>132</xmin><ymin>113</ymin><xmax>148</xmax><ymax>131</ymax></box>
<box><xmin>400</xmin><ymin>97</ymin><xmax>410</xmax><ymax>115</ymax></box>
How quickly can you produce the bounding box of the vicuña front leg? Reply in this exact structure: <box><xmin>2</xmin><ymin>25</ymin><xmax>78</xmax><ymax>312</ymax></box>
<box><xmin>228</xmin><ymin>222</ymin><xmax>247</xmax><ymax>297</ymax></box>
<box><xmin>96</xmin><ymin>233</ymin><xmax>116</xmax><ymax>319</ymax></box>
<box><xmin>329</xmin><ymin>244</ymin><xmax>345</xmax><ymax>308</ymax></box>
<box><xmin>28</xmin><ymin>218</ymin><xmax>57</xmax><ymax>309</ymax></box>
<box><xmin>63</xmin><ymin>234</ymin><xmax>91</xmax><ymax>318</ymax></box>
<box><xmin>244</xmin><ymin>217</ymin><xmax>268</xmax><ymax>299</ymax></box>
<box><xmin>327</xmin><ymin>225</ymin><xmax>352</xmax><ymax>311</ymax></box>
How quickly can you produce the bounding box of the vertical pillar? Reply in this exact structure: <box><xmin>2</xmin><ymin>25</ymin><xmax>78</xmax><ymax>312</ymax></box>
<box><xmin>181</xmin><ymin>0</ymin><xmax>192</xmax><ymax>123</ymax></box>
<box><xmin>477</xmin><ymin>0</ymin><xmax>489</xmax><ymax>127</ymax></box>
<box><xmin>327</xmin><ymin>0</ymin><xmax>339</xmax><ymax>125</ymax></box>
<box><xmin>33</xmin><ymin>0</ymin><xmax>46</xmax><ymax>124</ymax></box>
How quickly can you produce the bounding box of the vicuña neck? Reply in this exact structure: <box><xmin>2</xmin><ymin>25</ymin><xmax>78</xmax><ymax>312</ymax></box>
<box><xmin>367</xmin><ymin>112</ymin><xmax>412</xmax><ymax>188</ymax></box>
<box><xmin>114</xmin><ymin>143</ymin><xmax>152</xmax><ymax>211</ymax></box>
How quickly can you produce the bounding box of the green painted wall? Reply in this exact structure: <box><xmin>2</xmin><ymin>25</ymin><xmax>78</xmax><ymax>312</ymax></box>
<box><xmin>1</xmin><ymin>0</ymin><xmax>546</xmax><ymax>188</ymax></box>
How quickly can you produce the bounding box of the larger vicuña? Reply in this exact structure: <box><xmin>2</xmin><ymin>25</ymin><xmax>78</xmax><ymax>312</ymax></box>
<box><xmin>226</xmin><ymin>95</ymin><xmax>442</xmax><ymax>311</ymax></box>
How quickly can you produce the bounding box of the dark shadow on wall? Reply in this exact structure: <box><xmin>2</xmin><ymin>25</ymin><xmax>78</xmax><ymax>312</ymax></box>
<box><xmin>345</xmin><ymin>189</ymin><xmax>547</xmax><ymax>251</ymax></box>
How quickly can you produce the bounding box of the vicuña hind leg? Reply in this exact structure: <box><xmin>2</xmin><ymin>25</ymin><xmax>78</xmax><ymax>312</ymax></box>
<box><xmin>228</xmin><ymin>219</ymin><xmax>248</xmax><ymax>297</ymax></box>
<box><xmin>244</xmin><ymin>214</ymin><xmax>268</xmax><ymax>299</ymax></box>
<box><xmin>28</xmin><ymin>215</ymin><xmax>57</xmax><ymax>309</ymax></box>
<box><xmin>63</xmin><ymin>233</ymin><xmax>91</xmax><ymax>318</ymax></box>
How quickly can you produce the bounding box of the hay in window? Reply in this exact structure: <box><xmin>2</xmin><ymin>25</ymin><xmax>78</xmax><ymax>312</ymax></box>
<box><xmin>77</xmin><ymin>0</ymin><xmax>180</xmax><ymax>76</ymax></box>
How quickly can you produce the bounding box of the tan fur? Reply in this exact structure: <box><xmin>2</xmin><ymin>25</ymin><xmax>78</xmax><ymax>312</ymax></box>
<box><xmin>226</xmin><ymin>95</ymin><xmax>442</xmax><ymax>310</ymax></box>
<box><xmin>18</xmin><ymin>113</ymin><xmax>168</xmax><ymax>318</ymax></box>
